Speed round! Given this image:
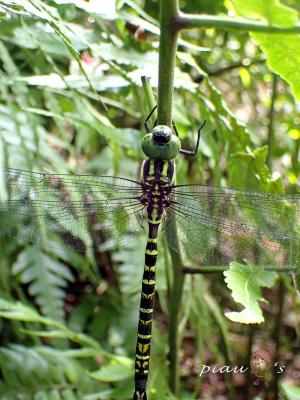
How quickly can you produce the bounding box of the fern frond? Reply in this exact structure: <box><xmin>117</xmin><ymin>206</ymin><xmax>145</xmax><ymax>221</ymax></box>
<box><xmin>0</xmin><ymin>344</ymin><xmax>103</xmax><ymax>399</ymax></box>
<box><xmin>12</xmin><ymin>247</ymin><xmax>73</xmax><ymax>321</ymax></box>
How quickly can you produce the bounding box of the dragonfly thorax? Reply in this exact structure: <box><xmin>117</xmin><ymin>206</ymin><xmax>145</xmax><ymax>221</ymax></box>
<box><xmin>140</xmin><ymin>180</ymin><xmax>172</xmax><ymax>210</ymax></box>
<box><xmin>140</xmin><ymin>160</ymin><xmax>174</xmax><ymax>222</ymax></box>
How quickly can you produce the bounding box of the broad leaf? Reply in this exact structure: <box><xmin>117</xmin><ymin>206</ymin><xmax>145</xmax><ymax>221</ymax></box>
<box><xmin>230</xmin><ymin>0</ymin><xmax>298</xmax><ymax>27</ymax></box>
<box><xmin>252</xmin><ymin>33</ymin><xmax>300</xmax><ymax>101</ymax></box>
<box><xmin>228</xmin><ymin>2</ymin><xmax>300</xmax><ymax>100</ymax></box>
<box><xmin>224</xmin><ymin>262</ymin><xmax>277</xmax><ymax>324</ymax></box>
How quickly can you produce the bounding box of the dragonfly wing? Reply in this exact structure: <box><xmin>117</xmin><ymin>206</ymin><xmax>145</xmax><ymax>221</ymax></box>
<box><xmin>0</xmin><ymin>168</ymin><xmax>145</xmax><ymax>253</ymax></box>
<box><xmin>163</xmin><ymin>184</ymin><xmax>300</xmax><ymax>270</ymax></box>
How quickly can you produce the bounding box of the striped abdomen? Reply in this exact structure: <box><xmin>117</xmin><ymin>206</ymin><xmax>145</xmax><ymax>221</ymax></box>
<box><xmin>133</xmin><ymin>159</ymin><xmax>175</xmax><ymax>400</ymax></box>
<box><xmin>133</xmin><ymin>223</ymin><xmax>159</xmax><ymax>400</ymax></box>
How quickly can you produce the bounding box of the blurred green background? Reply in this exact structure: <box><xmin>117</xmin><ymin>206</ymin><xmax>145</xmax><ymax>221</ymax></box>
<box><xmin>0</xmin><ymin>1</ymin><xmax>299</xmax><ymax>399</ymax></box>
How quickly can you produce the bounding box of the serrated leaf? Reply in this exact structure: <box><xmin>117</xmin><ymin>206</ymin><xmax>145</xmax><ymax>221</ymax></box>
<box><xmin>224</xmin><ymin>262</ymin><xmax>277</xmax><ymax>324</ymax></box>
<box><xmin>230</xmin><ymin>0</ymin><xmax>298</xmax><ymax>27</ymax></box>
<box><xmin>252</xmin><ymin>33</ymin><xmax>300</xmax><ymax>101</ymax></box>
<box><xmin>227</xmin><ymin>2</ymin><xmax>300</xmax><ymax>101</ymax></box>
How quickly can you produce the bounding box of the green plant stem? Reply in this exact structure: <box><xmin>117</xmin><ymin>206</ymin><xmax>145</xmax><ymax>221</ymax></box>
<box><xmin>267</xmin><ymin>74</ymin><xmax>278</xmax><ymax>168</ymax></box>
<box><xmin>157</xmin><ymin>0</ymin><xmax>179</xmax><ymax>126</ymax></box>
<box><xmin>265</xmin><ymin>70</ymin><xmax>285</xmax><ymax>400</ymax></box>
<box><xmin>175</xmin><ymin>13</ymin><xmax>300</xmax><ymax>33</ymax></box>
<box><xmin>167</xmin><ymin>248</ymin><xmax>184</xmax><ymax>396</ymax></box>
<box><xmin>270</xmin><ymin>278</ymin><xmax>286</xmax><ymax>400</ymax></box>
<box><xmin>208</xmin><ymin>58</ymin><xmax>265</xmax><ymax>76</ymax></box>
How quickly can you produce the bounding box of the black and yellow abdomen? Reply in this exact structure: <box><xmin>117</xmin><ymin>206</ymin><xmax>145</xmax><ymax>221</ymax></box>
<box><xmin>133</xmin><ymin>159</ymin><xmax>175</xmax><ymax>400</ymax></box>
<box><xmin>133</xmin><ymin>226</ymin><xmax>158</xmax><ymax>399</ymax></box>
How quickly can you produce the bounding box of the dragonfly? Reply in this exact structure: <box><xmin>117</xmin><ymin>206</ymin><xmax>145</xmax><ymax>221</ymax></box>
<box><xmin>0</xmin><ymin>107</ymin><xmax>300</xmax><ymax>400</ymax></box>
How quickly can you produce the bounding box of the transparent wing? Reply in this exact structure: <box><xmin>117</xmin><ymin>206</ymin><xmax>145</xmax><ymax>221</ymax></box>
<box><xmin>164</xmin><ymin>184</ymin><xmax>300</xmax><ymax>271</ymax></box>
<box><xmin>0</xmin><ymin>168</ymin><xmax>145</xmax><ymax>253</ymax></box>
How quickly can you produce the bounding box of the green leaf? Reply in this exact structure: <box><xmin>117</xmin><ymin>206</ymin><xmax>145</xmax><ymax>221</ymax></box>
<box><xmin>24</xmin><ymin>103</ymin><xmax>141</xmax><ymax>151</ymax></box>
<box><xmin>92</xmin><ymin>43</ymin><xmax>158</xmax><ymax>68</ymax></box>
<box><xmin>230</xmin><ymin>0</ymin><xmax>298</xmax><ymax>27</ymax></box>
<box><xmin>203</xmin><ymin>79</ymin><xmax>251</xmax><ymax>150</ymax></box>
<box><xmin>0</xmin><ymin>297</ymin><xmax>45</xmax><ymax>323</ymax></box>
<box><xmin>0</xmin><ymin>345</ymin><xmax>103</xmax><ymax>398</ymax></box>
<box><xmin>89</xmin><ymin>359</ymin><xmax>134</xmax><ymax>382</ymax></box>
<box><xmin>227</xmin><ymin>2</ymin><xmax>300</xmax><ymax>101</ymax></box>
<box><xmin>3</xmin><ymin>0</ymin><xmax>59</xmax><ymax>21</ymax></box>
<box><xmin>280</xmin><ymin>381</ymin><xmax>300</xmax><ymax>400</ymax></box>
<box><xmin>12</xmin><ymin>246</ymin><xmax>73</xmax><ymax>321</ymax></box>
<box><xmin>203</xmin><ymin>292</ymin><xmax>232</xmax><ymax>364</ymax></box>
<box><xmin>224</xmin><ymin>262</ymin><xmax>277</xmax><ymax>324</ymax></box>
<box><xmin>252</xmin><ymin>33</ymin><xmax>300</xmax><ymax>101</ymax></box>
<box><xmin>229</xmin><ymin>145</ymin><xmax>286</xmax><ymax>191</ymax></box>
<box><xmin>294</xmin><ymin>272</ymin><xmax>300</xmax><ymax>298</ymax></box>
<box><xmin>7</xmin><ymin>0</ymin><xmax>97</xmax><ymax>93</ymax></box>
<box><xmin>0</xmin><ymin>297</ymin><xmax>102</xmax><ymax>350</ymax></box>
<box><xmin>18</xmin><ymin>74</ymin><xmax>129</xmax><ymax>90</ymax></box>
<box><xmin>53</xmin><ymin>0</ymin><xmax>117</xmax><ymax>18</ymax></box>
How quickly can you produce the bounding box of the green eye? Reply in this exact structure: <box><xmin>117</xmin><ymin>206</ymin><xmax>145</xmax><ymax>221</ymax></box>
<box><xmin>142</xmin><ymin>133</ymin><xmax>181</xmax><ymax>160</ymax></box>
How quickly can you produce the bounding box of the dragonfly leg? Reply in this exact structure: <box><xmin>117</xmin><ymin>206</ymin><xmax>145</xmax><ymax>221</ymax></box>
<box><xmin>178</xmin><ymin>120</ymin><xmax>206</xmax><ymax>157</ymax></box>
<box><xmin>172</xmin><ymin>120</ymin><xmax>179</xmax><ymax>137</ymax></box>
<box><xmin>144</xmin><ymin>105</ymin><xmax>157</xmax><ymax>133</ymax></box>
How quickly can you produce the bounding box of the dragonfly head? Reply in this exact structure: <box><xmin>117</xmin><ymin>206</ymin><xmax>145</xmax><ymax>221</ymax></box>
<box><xmin>152</xmin><ymin>125</ymin><xmax>172</xmax><ymax>144</ymax></box>
<box><xmin>142</xmin><ymin>125</ymin><xmax>181</xmax><ymax>160</ymax></box>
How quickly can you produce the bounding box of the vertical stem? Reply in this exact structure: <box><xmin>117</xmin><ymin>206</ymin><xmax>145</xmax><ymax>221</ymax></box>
<box><xmin>157</xmin><ymin>0</ymin><xmax>179</xmax><ymax>126</ymax></box>
<box><xmin>157</xmin><ymin>0</ymin><xmax>183</xmax><ymax>396</ymax></box>
<box><xmin>245</xmin><ymin>325</ymin><xmax>254</xmax><ymax>398</ymax></box>
<box><xmin>267</xmin><ymin>74</ymin><xmax>278</xmax><ymax>168</ymax></box>
<box><xmin>167</xmin><ymin>249</ymin><xmax>185</xmax><ymax>395</ymax></box>
<box><xmin>265</xmin><ymin>73</ymin><xmax>285</xmax><ymax>400</ymax></box>
<box><xmin>270</xmin><ymin>278</ymin><xmax>285</xmax><ymax>400</ymax></box>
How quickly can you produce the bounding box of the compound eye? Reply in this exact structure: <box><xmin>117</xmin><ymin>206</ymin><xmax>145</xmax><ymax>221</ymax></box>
<box><xmin>152</xmin><ymin>125</ymin><xmax>172</xmax><ymax>145</ymax></box>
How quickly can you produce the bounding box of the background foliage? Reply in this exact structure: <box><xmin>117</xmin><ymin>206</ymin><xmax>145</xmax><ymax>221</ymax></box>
<box><xmin>0</xmin><ymin>0</ymin><xmax>299</xmax><ymax>399</ymax></box>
